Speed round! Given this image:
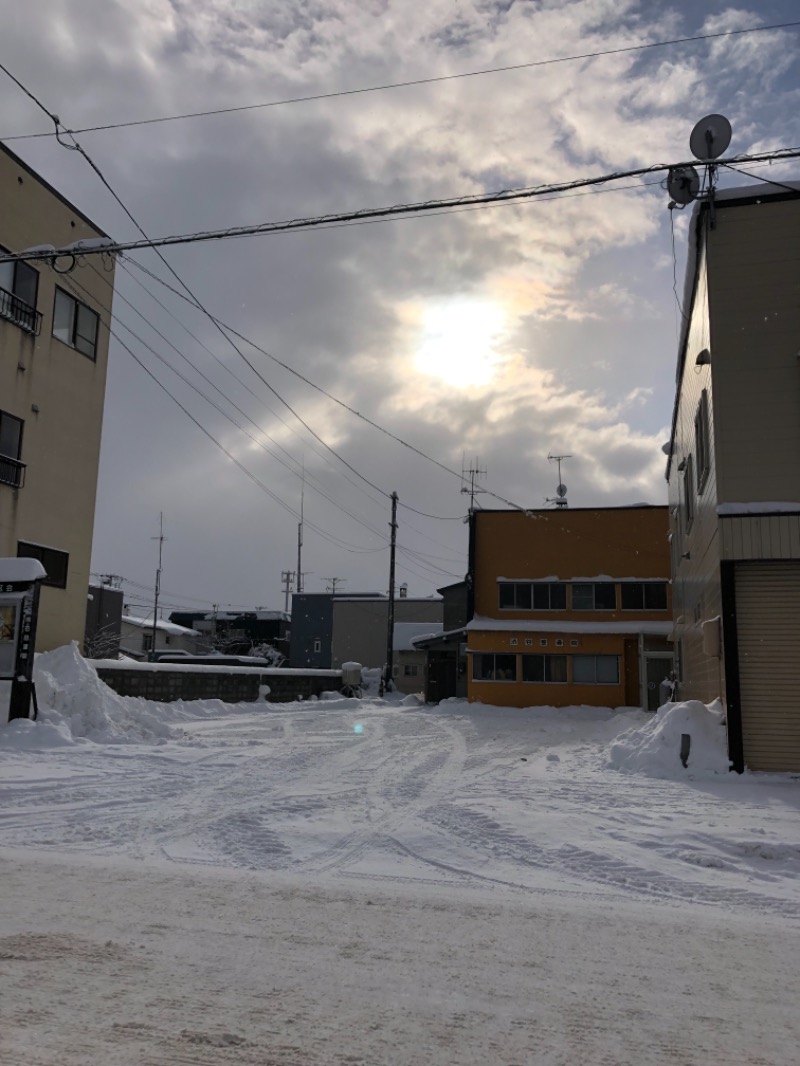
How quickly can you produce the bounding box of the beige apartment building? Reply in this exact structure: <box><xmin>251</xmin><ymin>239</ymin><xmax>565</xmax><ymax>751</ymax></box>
<box><xmin>666</xmin><ymin>183</ymin><xmax>800</xmax><ymax>772</ymax></box>
<box><xmin>0</xmin><ymin>142</ymin><xmax>114</xmax><ymax>651</ymax></box>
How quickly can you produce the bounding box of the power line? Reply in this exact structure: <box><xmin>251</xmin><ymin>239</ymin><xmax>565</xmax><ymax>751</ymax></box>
<box><xmin>0</xmin><ymin>63</ymin><xmax>468</xmax><ymax>527</ymax></box>
<box><xmin>60</xmin><ymin>275</ymin><xmax>388</xmax><ymax>554</ymax></box>
<box><xmin>2</xmin><ymin>20</ymin><xmax>798</xmax><ymax>141</ymax></box>
<box><xmin>127</xmin><ymin>256</ymin><xmax>526</xmax><ymax>512</ymax></box>
<box><xmin>5</xmin><ymin>147</ymin><xmax>799</xmax><ymax>266</ymax></box>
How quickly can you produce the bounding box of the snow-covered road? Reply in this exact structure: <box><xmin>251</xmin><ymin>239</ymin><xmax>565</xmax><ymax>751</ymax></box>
<box><xmin>1</xmin><ymin>650</ymin><xmax>799</xmax><ymax>1063</ymax></box>
<box><xmin>2</xmin><ymin>694</ymin><xmax>799</xmax><ymax>912</ymax></box>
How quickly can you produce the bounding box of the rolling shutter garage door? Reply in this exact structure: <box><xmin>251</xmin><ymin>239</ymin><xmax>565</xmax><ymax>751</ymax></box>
<box><xmin>735</xmin><ymin>562</ymin><xmax>800</xmax><ymax>772</ymax></box>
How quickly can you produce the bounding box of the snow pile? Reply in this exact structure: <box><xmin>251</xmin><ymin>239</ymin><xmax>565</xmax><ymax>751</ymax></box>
<box><xmin>29</xmin><ymin>643</ymin><xmax>181</xmax><ymax>745</ymax></box>
<box><xmin>608</xmin><ymin>699</ymin><xmax>731</xmax><ymax>778</ymax></box>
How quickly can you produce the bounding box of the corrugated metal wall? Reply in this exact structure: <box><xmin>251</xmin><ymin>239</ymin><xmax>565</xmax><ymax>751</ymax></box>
<box><xmin>735</xmin><ymin>561</ymin><xmax>800</xmax><ymax>772</ymax></box>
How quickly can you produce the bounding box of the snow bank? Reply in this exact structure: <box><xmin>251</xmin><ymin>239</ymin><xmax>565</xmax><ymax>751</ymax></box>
<box><xmin>608</xmin><ymin>699</ymin><xmax>731</xmax><ymax>778</ymax></box>
<box><xmin>29</xmin><ymin>644</ymin><xmax>182</xmax><ymax>745</ymax></box>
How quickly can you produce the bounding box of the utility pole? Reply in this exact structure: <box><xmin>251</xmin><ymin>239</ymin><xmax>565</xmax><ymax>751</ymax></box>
<box><xmin>296</xmin><ymin>460</ymin><xmax>305</xmax><ymax>595</ymax></box>
<box><xmin>150</xmin><ymin>512</ymin><xmax>165</xmax><ymax>661</ymax></box>
<box><xmin>281</xmin><ymin>569</ymin><xmax>295</xmax><ymax>613</ymax></box>
<box><xmin>383</xmin><ymin>491</ymin><xmax>398</xmax><ymax>695</ymax></box>
<box><xmin>324</xmin><ymin>577</ymin><xmax>345</xmax><ymax>594</ymax></box>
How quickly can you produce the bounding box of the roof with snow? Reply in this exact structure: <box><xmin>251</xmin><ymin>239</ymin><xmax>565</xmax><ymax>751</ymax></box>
<box><xmin>467</xmin><ymin>617</ymin><xmax>672</xmax><ymax>636</ymax></box>
<box><xmin>393</xmin><ymin>622</ymin><xmax>444</xmax><ymax>651</ymax></box>
<box><xmin>0</xmin><ymin>557</ymin><xmax>47</xmax><ymax>583</ymax></box>
<box><xmin>121</xmin><ymin>615</ymin><xmax>200</xmax><ymax>637</ymax></box>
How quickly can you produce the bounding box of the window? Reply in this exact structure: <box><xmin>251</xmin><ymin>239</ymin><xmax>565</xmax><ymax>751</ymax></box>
<box><xmin>620</xmin><ymin>582</ymin><xmax>668</xmax><ymax>611</ymax></box>
<box><xmin>472</xmin><ymin>653</ymin><xmax>517</xmax><ymax>681</ymax></box>
<box><xmin>695</xmin><ymin>390</ymin><xmax>710</xmax><ymax>493</ymax></box>
<box><xmin>539</xmin><ymin>638</ymin><xmax>548</xmax><ymax>647</ymax></box>
<box><xmin>403</xmin><ymin>664</ymin><xmax>419</xmax><ymax>677</ymax></box>
<box><xmin>573</xmin><ymin>654</ymin><xmax>620</xmax><ymax>685</ymax></box>
<box><xmin>0</xmin><ymin>250</ymin><xmax>40</xmax><ymax>334</ymax></box>
<box><xmin>509</xmin><ymin>638</ymin><xmax>518</xmax><ymax>646</ymax></box>
<box><xmin>571</xmin><ymin>583</ymin><xmax>616</xmax><ymax>610</ymax></box>
<box><xmin>522</xmin><ymin>654</ymin><xmax>567</xmax><ymax>683</ymax></box>
<box><xmin>142</xmin><ymin>634</ymin><xmax>154</xmax><ymax>652</ymax></box>
<box><xmin>17</xmin><ymin>541</ymin><xmax>69</xmax><ymax>589</ymax></box>
<box><xmin>499</xmin><ymin>582</ymin><xmax>566</xmax><ymax>610</ymax></box>
<box><xmin>683</xmin><ymin>454</ymin><xmax>695</xmax><ymax>530</ymax></box>
<box><xmin>524</xmin><ymin>638</ymin><xmax>532</xmax><ymax>646</ymax></box>
<box><xmin>53</xmin><ymin>287</ymin><xmax>100</xmax><ymax>360</ymax></box>
<box><xmin>313</xmin><ymin>638</ymin><xmax>321</xmax><ymax>654</ymax></box>
<box><xmin>0</xmin><ymin>411</ymin><xmax>24</xmax><ymax>488</ymax></box>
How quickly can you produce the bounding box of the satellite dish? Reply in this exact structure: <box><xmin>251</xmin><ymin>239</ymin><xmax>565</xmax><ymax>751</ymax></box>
<box><xmin>690</xmin><ymin>114</ymin><xmax>732</xmax><ymax>160</ymax></box>
<box><xmin>556</xmin><ymin>484</ymin><xmax>567</xmax><ymax>498</ymax></box>
<box><xmin>667</xmin><ymin>165</ymin><xmax>700</xmax><ymax>205</ymax></box>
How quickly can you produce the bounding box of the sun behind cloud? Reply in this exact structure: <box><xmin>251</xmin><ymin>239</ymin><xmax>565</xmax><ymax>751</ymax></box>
<box><xmin>413</xmin><ymin>300</ymin><xmax>507</xmax><ymax>388</ymax></box>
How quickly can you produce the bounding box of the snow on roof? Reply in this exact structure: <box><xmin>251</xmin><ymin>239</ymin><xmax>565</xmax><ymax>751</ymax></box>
<box><xmin>467</xmin><ymin>617</ymin><xmax>672</xmax><ymax>636</ymax></box>
<box><xmin>495</xmin><ymin>575</ymin><xmax>670</xmax><ymax>583</ymax></box>
<box><xmin>208</xmin><ymin>610</ymin><xmax>288</xmax><ymax>621</ymax></box>
<box><xmin>717</xmin><ymin>502</ymin><xmax>800</xmax><ymax>516</ymax></box>
<box><xmin>0</xmin><ymin>557</ymin><xmax>47</xmax><ymax>583</ymax></box>
<box><xmin>121</xmin><ymin>615</ymin><xmax>200</xmax><ymax>637</ymax></box>
<box><xmin>393</xmin><ymin>622</ymin><xmax>444</xmax><ymax>651</ymax></box>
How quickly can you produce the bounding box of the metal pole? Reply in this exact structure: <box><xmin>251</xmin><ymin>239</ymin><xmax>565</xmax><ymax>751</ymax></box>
<box><xmin>297</xmin><ymin>459</ymin><xmax>305</xmax><ymax>596</ymax></box>
<box><xmin>150</xmin><ymin>512</ymin><xmax>164</xmax><ymax>661</ymax></box>
<box><xmin>384</xmin><ymin>491</ymin><xmax>398</xmax><ymax>693</ymax></box>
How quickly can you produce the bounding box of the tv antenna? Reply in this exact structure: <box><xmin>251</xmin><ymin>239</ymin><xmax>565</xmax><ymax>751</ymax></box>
<box><xmin>666</xmin><ymin>114</ymin><xmax>732</xmax><ymax>217</ymax></box>
<box><xmin>546</xmin><ymin>453</ymin><xmax>571</xmax><ymax>508</ymax></box>
<box><xmin>689</xmin><ymin>114</ymin><xmax>732</xmax><ymax>161</ymax></box>
<box><xmin>460</xmin><ymin>454</ymin><xmax>487</xmax><ymax>512</ymax></box>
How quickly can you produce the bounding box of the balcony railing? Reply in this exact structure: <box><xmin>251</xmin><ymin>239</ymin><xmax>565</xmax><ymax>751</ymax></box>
<box><xmin>0</xmin><ymin>454</ymin><xmax>26</xmax><ymax>489</ymax></box>
<box><xmin>0</xmin><ymin>286</ymin><xmax>42</xmax><ymax>336</ymax></box>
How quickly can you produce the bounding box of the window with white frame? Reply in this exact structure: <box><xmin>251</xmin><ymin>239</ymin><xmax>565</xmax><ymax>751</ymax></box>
<box><xmin>53</xmin><ymin>287</ymin><xmax>100</xmax><ymax>360</ymax></box>
<box><xmin>313</xmin><ymin>638</ymin><xmax>321</xmax><ymax>654</ymax></box>
<box><xmin>498</xmin><ymin>582</ymin><xmax>566</xmax><ymax>610</ymax></box>
<box><xmin>571</xmin><ymin>582</ymin><xmax>616</xmax><ymax>610</ymax></box>
<box><xmin>572</xmin><ymin>654</ymin><xmax>619</xmax><ymax>684</ymax></box>
<box><xmin>620</xmin><ymin>582</ymin><xmax>668</xmax><ymax>610</ymax></box>
<box><xmin>472</xmin><ymin>653</ymin><xmax>517</xmax><ymax>681</ymax></box>
<box><xmin>521</xmin><ymin>654</ymin><xmax>567</xmax><ymax>683</ymax></box>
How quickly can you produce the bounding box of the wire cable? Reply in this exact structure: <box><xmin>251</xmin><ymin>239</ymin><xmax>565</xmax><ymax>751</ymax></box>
<box><xmin>3</xmin><ymin>20</ymin><xmax>798</xmax><ymax>140</ymax></box>
<box><xmin>5</xmin><ymin>147</ymin><xmax>800</xmax><ymax>264</ymax></box>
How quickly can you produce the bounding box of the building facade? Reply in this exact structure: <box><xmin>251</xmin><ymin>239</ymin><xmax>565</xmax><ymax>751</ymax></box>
<box><xmin>666</xmin><ymin>184</ymin><xmax>800</xmax><ymax>772</ymax></box>
<box><xmin>0</xmin><ymin>143</ymin><xmax>114</xmax><ymax>651</ymax></box>
<box><xmin>169</xmin><ymin>609</ymin><xmax>289</xmax><ymax>661</ymax></box>
<box><xmin>392</xmin><ymin>621</ymin><xmax>443</xmax><ymax>695</ymax></box>
<box><xmin>290</xmin><ymin>591</ymin><xmax>443</xmax><ymax>669</ymax></box>
<box><xmin>467</xmin><ymin>507</ymin><xmax>672</xmax><ymax>710</ymax></box>
<box><xmin>120</xmin><ymin>614</ymin><xmax>201</xmax><ymax>659</ymax></box>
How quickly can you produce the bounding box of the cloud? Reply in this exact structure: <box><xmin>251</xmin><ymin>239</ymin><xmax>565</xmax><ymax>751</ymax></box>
<box><xmin>3</xmin><ymin>0</ymin><xmax>798</xmax><ymax>605</ymax></box>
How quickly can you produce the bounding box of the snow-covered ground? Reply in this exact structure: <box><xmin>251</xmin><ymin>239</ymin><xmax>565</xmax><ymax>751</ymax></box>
<box><xmin>1</xmin><ymin>646</ymin><xmax>799</xmax><ymax>1065</ymax></box>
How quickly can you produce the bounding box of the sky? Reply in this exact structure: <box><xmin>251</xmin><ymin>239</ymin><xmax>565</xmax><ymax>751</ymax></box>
<box><xmin>2</xmin><ymin>0</ymin><xmax>799</xmax><ymax>615</ymax></box>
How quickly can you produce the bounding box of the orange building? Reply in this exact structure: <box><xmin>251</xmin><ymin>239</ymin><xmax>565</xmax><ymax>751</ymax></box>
<box><xmin>467</xmin><ymin>506</ymin><xmax>672</xmax><ymax>710</ymax></box>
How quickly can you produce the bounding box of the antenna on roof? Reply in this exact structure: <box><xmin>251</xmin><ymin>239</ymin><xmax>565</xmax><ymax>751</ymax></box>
<box><xmin>665</xmin><ymin>114</ymin><xmax>732</xmax><ymax>213</ymax></box>
<box><xmin>689</xmin><ymin>114</ymin><xmax>732</xmax><ymax>161</ymax></box>
<box><xmin>546</xmin><ymin>453</ymin><xmax>571</xmax><ymax>509</ymax></box>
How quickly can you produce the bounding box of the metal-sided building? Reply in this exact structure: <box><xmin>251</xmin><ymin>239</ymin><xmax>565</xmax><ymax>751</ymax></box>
<box><xmin>666</xmin><ymin>182</ymin><xmax>800</xmax><ymax>772</ymax></box>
